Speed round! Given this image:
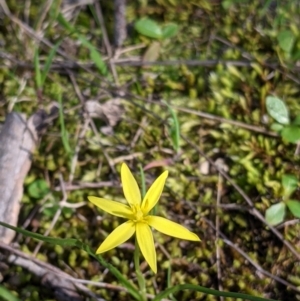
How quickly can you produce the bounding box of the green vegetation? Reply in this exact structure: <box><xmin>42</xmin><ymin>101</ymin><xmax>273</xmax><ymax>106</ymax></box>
<box><xmin>0</xmin><ymin>0</ymin><xmax>300</xmax><ymax>300</ymax></box>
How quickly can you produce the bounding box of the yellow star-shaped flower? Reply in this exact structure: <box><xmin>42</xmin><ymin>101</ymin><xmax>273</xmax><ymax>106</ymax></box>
<box><xmin>88</xmin><ymin>163</ymin><xmax>200</xmax><ymax>273</ymax></box>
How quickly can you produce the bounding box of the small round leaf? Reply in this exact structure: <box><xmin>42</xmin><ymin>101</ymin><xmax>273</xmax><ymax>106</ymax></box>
<box><xmin>270</xmin><ymin>123</ymin><xmax>284</xmax><ymax>132</ymax></box>
<box><xmin>286</xmin><ymin>200</ymin><xmax>300</xmax><ymax>218</ymax></box>
<box><xmin>282</xmin><ymin>174</ymin><xmax>298</xmax><ymax>198</ymax></box>
<box><xmin>281</xmin><ymin>125</ymin><xmax>300</xmax><ymax>143</ymax></box>
<box><xmin>266</xmin><ymin>96</ymin><xmax>290</xmax><ymax>125</ymax></box>
<box><xmin>135</xmin><ymin>18</ymin><xmax>162</xmax><ymax>39</ymax></box>
<box><xmin>277</xmin><ymin>30</ymin><xmax>295</xmax><ymax>53</ymax></box>
<box><xmin>162</xmin><ymin>23</ymin><xmax>179</xmax><ymax>39</ymax></box>
<box><xmin>265</xmin><ymin>202</ymin><xmax>286</xmax><ymax>226</ymax></box>
<box><xmin>28</xmin><ymin>179</ymin><xmax>49</xmax><ymax>199</ymax></box>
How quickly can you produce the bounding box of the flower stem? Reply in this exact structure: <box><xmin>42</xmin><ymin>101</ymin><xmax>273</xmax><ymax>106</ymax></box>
<box><xmin>134</xmin><ymin>238</ymin><xmax>147</xmax><ymax>301</ymax></box>
<box><xmin>139</xmin><ymin>164</ymin><xmax>146</xmax><ymax>198</ymax></box>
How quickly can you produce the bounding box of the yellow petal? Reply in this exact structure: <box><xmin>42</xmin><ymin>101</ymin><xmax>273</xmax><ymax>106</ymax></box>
<box><xmin>136</xmin><ymin>222</ymin><xmax>157</xmax><ymax>274</ymax></box>
<box><xmin>141</xmin><ymin>170</ymin><xmax>168</xmax><ymax>214</ymax></box>
<box><xmin>121</xmin><ymin>163</ymin><xmax>141</xmax><ymax>206</ymax></box>
<box><xmin>96</xmin><ymin>221</ymin><xmax>136</xmax><ymax>253</ymax></box>
<box><xmin>88</xmin><ymin>196</ymin><xmax>133</xmax><ymax>219</ymax></box>
<box><xmin>147</xmin><ymin>216</ymin><xmax>200</xmax><ymax>241</ymax></box>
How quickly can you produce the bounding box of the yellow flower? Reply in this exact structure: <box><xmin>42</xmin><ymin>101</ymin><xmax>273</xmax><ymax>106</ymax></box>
<box><xmin>88</xmin><ymin>163</ymin><xmax>200</xmax><ymax>273</ymax></box>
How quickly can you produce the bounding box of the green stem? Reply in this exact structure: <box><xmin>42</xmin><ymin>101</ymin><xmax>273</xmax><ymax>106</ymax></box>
<box><xmin>139</xmin><ymin>164</ymin><xmax>146</xmax><ymax>198</ymax></box>
<box><xmin>139</xmin><ymin>164</ymin><xmax>158</xmax><ymax>215</ymax></box>
<box><xmin>134</xmin><ymin>238</ymin><xmax>147</xmax><ymax>301</ymax></box>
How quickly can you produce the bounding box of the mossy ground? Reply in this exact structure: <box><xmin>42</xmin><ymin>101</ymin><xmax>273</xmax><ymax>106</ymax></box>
<box><xmin>0</xmin><ymin>1</ymin><xmax>300</xmax><ymax>300</ymax></box>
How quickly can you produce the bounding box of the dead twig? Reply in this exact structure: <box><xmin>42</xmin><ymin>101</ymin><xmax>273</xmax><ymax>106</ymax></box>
<box><xmin>54</xmin><ymin>181</ymin><xmax>116</xmax><ymax>191</ymax></box>
<box><xmin>94</xmin><ymin>1</ymin><xmax>119</xmax><ymax>84</ymax></box>
<box><xmin>172</xmin><ymin>104</ymin><xmax>278</xmax><ymax>138</ymax></box>
<box><xmin>113</xmin><ymin>0</ymin><xmax>126</xmax><ymax>47</ymax></box>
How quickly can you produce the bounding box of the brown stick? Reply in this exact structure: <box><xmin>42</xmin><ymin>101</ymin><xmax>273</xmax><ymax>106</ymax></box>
<box><xmin>0</xmin><ymin>108</ymin><xmax>57</xmax><ymax>243</ymax></box>
<box><xmin>0</xmin><ymin>113</ymin><xmax>37</xmax><ymax>243</ymax></box>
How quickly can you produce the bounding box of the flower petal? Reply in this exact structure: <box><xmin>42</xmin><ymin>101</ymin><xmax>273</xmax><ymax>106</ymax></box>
<box><xmin>121</xmin><ymin>163</ymin><xmax>141</xmax><ymax>206</ymax></box>
<box><xmin>96</xmin><ymin>221</ymin><xmax>136</xmax><ymax>253</ymax></box>
<box><xmin>136</xmin><ymin>222</ymin><xmax>157</xmax><ymax>274</ymax></box>
<box><xmin>147</xmin><ymin>216</ymin><xmax>200</xmax><ymax>241</ymax></box>
<box><xmin>88</xmin><ymin>196</ymin><xmax>133</xmax><ymax>219</ymax></box>
<box><xmin>141</xmin><ymin>170</ymin><xmax>168</xmax><ymax>214</ymax></box>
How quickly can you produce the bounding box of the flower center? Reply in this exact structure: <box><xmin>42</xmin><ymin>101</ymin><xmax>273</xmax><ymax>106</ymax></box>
<box><xmin>132</xmin><ymin>205</ymin><xmax>145</xmax><ymax>222</ymax></box>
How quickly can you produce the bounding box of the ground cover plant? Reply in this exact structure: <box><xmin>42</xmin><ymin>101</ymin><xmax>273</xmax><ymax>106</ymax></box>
<box><xmin>0</xmin><ymin>0</ymin><xmax>300</xmax><ymax>300</ymax></box>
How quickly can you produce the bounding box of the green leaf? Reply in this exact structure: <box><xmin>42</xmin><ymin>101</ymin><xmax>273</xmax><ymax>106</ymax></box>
<box><xmin>163</xmin><ymin>101</ymin><xmax>180</xmax><ymax>153</ymax></box>
<box><xmin>153</xmin><ymin>284</ymin><xmax>278</xmax><ymax>301</ymax></box>
<box><xmin>34</xmin><ymin>48</ymin><xmax>42</xmax><ymax>89</ymax></box>
<box><xmin>0</xmin><ymin>220</ymin><xmax>79</xmax><ymax>247</ymax></box>
<box><xmin>292</xmin><ymin>114</ymin><xmax>300</xmax><ymax>125</ymax></box>
<box><xmin>43</xmin><ymin>204</ymin><xmax>59</xmax><ymax>217</ymax></box>
<box><xmin>265</xmin><ymin>202</ymin><xmax>286</xmax><ymax>226</ymax></box>
<box><xmin>56</xmin><ymin>13</ymin><xmax>73</xmax><ymax>31</ymax></box>
<box><xmin>270</xmin><ymin>122</ymin><xmax>284</xmax><ymax>132</ymax></box>
<box><xmin>28</xmin><ymin>179</ymin><xmax>49</xmax><ymax>199</ymax></box>
<box><xmin>58</xmin><ymin>92</ymin><xmax>72</xmax><ymax>157</ymax></box>
<box><xmin>281</xmin><ymin>174</ymin><xmax>298</xmax><ymax>198</ymax></box>
<box><xmin>281</xmin><ymin>125</ymin><xmax>300</xmax><ymax>143</ymax></box>
<box><xmin>76</xmin><ymin>37</ymin><xmax>107</xmax><ymax>75</ymax></box>
<box><xmin>57</xmin><ymin>13</ymin><xmax>107</xmax><ymax>75</ymax></box>
<box><xmin>162</xmin><ymin>23</ymin><xmax>179</xmax><ymax>39</ymax></box>
<box><xmin>134</xmin><ymin>18</ymin><xmax>162</xmax><ymax>39</ymax></box>
<box><xmin>286</xmin><ymin>200</ymin><xmax>300</xmax><ymax>218</ymax></box>
<box><xmin>139</xmin><ymin>164</ymin><xmax>146</xmax><ymax>199</ymax></box>
<box><xmin>266</xmin><ymin>96</ymin><xmax>290</xmax><ymax>124</ymax></box>
<box><xmin>0</xmin><ymin>285</ymin><xmax>21</xmax><ymax>301</ymax></box>
<box><xmin>277</xmin><ymin>30</ymin><xmax>295</xmax><ymax>53</ymax></box>
<box><xmin>90</xmin><ymin>48</ymin><xmax>107</xmax><ymax>75</ymax></box>
<box><xmin>41</xmin><ymin>40</ymin><xmax>62</xmax><ymax>85</ymax></box>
